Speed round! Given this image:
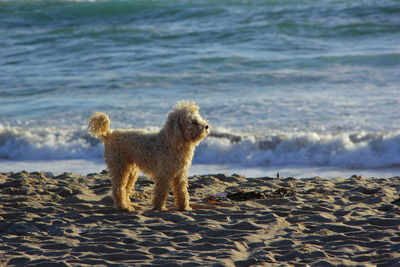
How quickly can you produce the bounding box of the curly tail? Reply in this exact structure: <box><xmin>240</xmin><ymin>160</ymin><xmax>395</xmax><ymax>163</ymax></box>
<box><xmin>88</xmin><ymin>112</ymin><xmax>111</xmax><ymax>142</ymax></box>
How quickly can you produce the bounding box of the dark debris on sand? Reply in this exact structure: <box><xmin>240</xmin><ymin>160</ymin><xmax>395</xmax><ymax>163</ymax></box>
<box><xmin>226</xmin><ymin>188</ymin><xmax>296</xmax><ymax>201</ymax></box>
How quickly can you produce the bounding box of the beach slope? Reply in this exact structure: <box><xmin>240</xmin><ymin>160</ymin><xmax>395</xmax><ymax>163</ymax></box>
<box><xmin>1</xmin><ymin>171</ymin><xmax>399</xmax><ymax>266</ymax></box>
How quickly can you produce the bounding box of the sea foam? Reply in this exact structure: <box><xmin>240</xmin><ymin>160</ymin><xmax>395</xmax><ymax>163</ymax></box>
<box><xmin>1</xmin><ymin>124</ymin><xmax>399</xmax><ymax>169</ymax></box>
<box><xmin>197</xmin><ymin>131</ymin><xmax>400</xmax><ymax>169</ymax></box>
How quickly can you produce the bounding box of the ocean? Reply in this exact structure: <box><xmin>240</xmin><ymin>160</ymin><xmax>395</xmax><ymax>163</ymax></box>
<box><xmin>1</xmin><ymin>0</ymin><xmax>400</xmax><ymax>178</ymax></box>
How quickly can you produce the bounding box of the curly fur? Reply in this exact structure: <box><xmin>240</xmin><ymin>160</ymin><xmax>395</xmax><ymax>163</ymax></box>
<box><xmin>88</xmin><ymin>112</ymin><xmax>111</xmax><ymax>140</ymax></box>
<box><xmin>88</xmin><ymin>101</ymin><xmax>210</xmax><ymax>211</ymax></box>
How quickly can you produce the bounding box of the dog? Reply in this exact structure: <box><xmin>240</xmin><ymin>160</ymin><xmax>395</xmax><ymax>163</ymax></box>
<box><xmin>88</xmin><ymin>101</ymin><xmax>210</xmax><ymax>211</ymax></box>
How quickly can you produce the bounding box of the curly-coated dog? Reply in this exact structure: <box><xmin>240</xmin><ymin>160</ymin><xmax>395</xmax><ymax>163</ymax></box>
<box><xmin>88</xmin><ymin>101</ymin><xmax>210</xmax><ymax>211</ymax></box>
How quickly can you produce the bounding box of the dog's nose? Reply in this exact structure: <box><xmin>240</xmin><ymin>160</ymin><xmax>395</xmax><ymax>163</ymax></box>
<box><xmin>205</xmin><ymin>125</ymin><xmax>209</xmax><ymax>130</ymax></box>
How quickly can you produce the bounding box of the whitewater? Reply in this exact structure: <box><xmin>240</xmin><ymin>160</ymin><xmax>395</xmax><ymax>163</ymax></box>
<box><xmin>1</xmin><ymin>124</ymin><xmax>399</xmax><ymax>177</ymax></box>
<box><xmin>1</xmin><ymin>0</ymin><xmax>399</xmax><ymax>177</ymax></box>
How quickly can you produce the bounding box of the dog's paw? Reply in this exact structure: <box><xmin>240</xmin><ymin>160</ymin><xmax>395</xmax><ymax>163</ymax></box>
<box><xmin>128</xmin><ymin>204</ymin><xmax>141</xmax><ymax>211</ymax></box>
<box><xmin>152</xmin><ymin>205</ymin><xmax>168</xmax><ymax>211</ymax></box>
<box><xmin>117</xmin><ymin>205</ymin><xmax>136</xmax><ymax>212</ymax></box>
<box><xmin>178</xmin><ymin>206</ymin><xmax>192</xmax><ymax>212</ymax></box>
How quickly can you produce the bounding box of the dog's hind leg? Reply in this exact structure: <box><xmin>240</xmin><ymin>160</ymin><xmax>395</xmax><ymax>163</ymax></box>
<box><xmin>109</xmin><ymin>163</ymin><xmax>134</xmax><ymax>212</ymax></box>
<box><xmin>126</xmin><ymin>166</ymin><xmax>139</xmax><ymax>197</ymax></box>
<box><xmin>173</xmin><ymin>173</ymin><xmax>192</xmax><ymax>211</ymax></box>
<box><xmin>126</xmin><ymin>166</ymin><xmax>140</xmax><ymax>209</ymax></box>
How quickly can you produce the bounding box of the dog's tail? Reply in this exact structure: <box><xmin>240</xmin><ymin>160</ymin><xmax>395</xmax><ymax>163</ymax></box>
<box><xmin>88</xmin><ymin>112</ymin><xmax>112</xmax><ymax>142</ymax></box>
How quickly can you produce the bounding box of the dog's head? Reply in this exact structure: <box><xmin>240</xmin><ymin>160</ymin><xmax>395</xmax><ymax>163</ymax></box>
<box><xmin>164</xmin><ymin>101</ymin><xmax>210</xmax><ymax>147</ymax></box>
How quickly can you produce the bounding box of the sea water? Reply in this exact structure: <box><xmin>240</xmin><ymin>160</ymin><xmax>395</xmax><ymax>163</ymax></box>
<box><xmin>1</xmin><ymin>0</ymin><xmax>399</xmax><ymax>177</ymax></box>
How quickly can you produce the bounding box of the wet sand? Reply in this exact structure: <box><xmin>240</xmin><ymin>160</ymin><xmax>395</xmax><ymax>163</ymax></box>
<box><xmin>1</xmin><ymin>171</ymin><xmax>399</xmax><ymax>266</ymax></box>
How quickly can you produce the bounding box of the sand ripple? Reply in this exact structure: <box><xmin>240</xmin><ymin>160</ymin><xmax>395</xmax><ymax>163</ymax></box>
<box><xmin>1</xmin><ymin>171</ymin><xmax>400</xmax><ymax>266</ymax></box>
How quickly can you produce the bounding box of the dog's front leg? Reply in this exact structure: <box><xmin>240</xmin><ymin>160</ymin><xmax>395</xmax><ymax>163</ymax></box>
<box><xmin>152</xmin><ymin>175</ymin><xmax>171</xmax><ymax>211</ymax></box>
<box><xmin>173</xmin><ymin>174</ymin><xmax>192</xmax><ymax>211</ymax></box>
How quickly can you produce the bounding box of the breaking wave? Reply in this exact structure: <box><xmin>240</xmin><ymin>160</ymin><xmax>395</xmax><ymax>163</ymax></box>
<box><xmin>1</xmin><ymin>125</ymin><xmax>399</xmax><ymax>169</ymax></box>
<box><xmin>0</xmin><ymin>125</ymin><xmax>101</xmax><ymax>160</ymax></box>
<box><xmin>197</xmin><ymin>131</ymin><xmax>400</xmax><ymax>169</ymax></box>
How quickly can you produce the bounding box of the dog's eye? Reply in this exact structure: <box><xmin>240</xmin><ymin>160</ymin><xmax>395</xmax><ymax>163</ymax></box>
<box><xmin>192</xmin><ymin>120</ymin><xmax>198</xmax><ymax>125</ymax></box>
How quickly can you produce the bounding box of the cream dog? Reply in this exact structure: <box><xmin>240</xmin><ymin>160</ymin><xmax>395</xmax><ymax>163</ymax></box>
<box><xmin>88</xmin><ymin>101</ymin><xmax>210</xmax><ymax>211</ymax></box>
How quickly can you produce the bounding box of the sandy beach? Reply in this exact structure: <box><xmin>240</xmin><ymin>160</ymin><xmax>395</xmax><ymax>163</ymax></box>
<box><xmin>1</xmin><ymin>171</ymin><xmax>399</xmax><ymax>266</ymax></box>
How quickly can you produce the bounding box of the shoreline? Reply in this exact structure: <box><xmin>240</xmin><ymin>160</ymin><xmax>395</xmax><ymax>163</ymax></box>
<box><xmin>1</xmin><ymin>171</ymin><xmax>399</xmax><ymax>266</ymax></box>
<box><xmin>1</xmin><ymin>159</ymin><xmax>400</xmax><ymax>179</ymax></box>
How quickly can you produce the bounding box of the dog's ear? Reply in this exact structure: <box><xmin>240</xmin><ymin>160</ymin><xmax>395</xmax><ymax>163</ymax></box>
<box><xmin>164</xmin><ymin>111</ymin><xmax>185</xmax><ymax>147</ymax></box>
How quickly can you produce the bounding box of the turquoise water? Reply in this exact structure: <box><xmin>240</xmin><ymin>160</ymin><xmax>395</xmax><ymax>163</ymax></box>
<box><xmin>1</xmin><ymin>0</ymin><xmax>400</xmax><ymax>176</ymax></box>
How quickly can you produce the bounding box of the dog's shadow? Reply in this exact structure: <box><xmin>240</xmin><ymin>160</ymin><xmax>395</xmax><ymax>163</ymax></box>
<box><xmin>72</xmin><ymin>178</ymin><xmax>233</xmax><ymax>216</ymax></box>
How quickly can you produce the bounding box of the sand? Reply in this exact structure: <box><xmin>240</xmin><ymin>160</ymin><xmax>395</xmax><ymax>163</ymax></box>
<box><xmin>1</xmin><ymin>171</ymin><xmax>399</xmax><ymax>266</ymax></box>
